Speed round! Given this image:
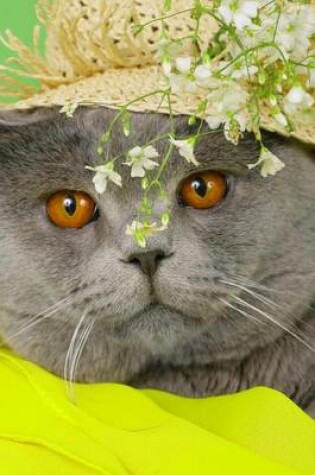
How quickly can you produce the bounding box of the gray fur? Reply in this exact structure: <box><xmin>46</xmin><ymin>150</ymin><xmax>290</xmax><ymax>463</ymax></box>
<box><xmin>0</xmin><ymin>107</ymin><xmax>314</xmax><ymax>416</ymax></box>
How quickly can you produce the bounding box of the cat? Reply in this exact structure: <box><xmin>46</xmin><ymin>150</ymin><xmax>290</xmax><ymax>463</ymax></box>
<box><xmin>0</xmin><ymin>106</ymin><xmax>314</xmax><ymax>417</ymax></box>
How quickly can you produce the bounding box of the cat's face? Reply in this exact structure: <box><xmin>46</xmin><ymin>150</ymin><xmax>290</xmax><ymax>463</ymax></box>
<box><xmin>0</xmin><ymin>107</ymin><xmax>314</xmax><ymax>383</ymax></box>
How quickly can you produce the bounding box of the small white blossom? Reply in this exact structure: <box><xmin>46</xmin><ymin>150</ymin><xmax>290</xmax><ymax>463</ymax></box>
<box><xmin>206</xmin><ymin>116</ymin><xmax>222</xmax><ymax>130</ymax></box>
<box><xmin>169</xmin><ymin>74</ymin><xmax>197</xmax><ymax>94</ymax></box>
<box><xmin>176</xmin><ymin>57</ymin><xmax>192</xmax><ymax>74</ymax></box>
<box><xmin>167</xmin><ymin>58</ymin><xmax>217</xmax><ymax>94</ymax></box>
<box><xmin>168</xmin><ymin>57</ymin><xmax>196</xmax><ymax>94</ymax></box>
<box><xmin>248</xmin><ymin>147</ymin><xmax>285</xmax><ymax>178</ymax></box>
<box><xmin>169</xmin><ymin>137</ymin><xmax>199</xmax><ymax>166</ymax></box>
<box><xmin>219</xmin><ymin>60</ymin><xmax>258</xmax><ymax>79</ymax></box>
<box><xmin>274</xmin><ymin>112</ymin><xmax>288</xmax><ymax>128</ymax></box>
<box><xmin>124</xmin><ymin>145</ymin><xmax>159</xmax><ymax>178</ymax></box>
<box><xmin>283</xmin><ymin>86</ymin><xmax>314</xmax><ymax>115</ymax></box>
<box><xmin>60</xmin><ymin>101</ymin><xmax>79</xmax><ymax>118</ymax></box>
<box><xmin>224</xmin><ymin>113</ymin><xmax>247</xmax><ymax>145</ymax></box>
<box><xmin>194</xmin><ymin>63</ymin><xmax>213</xmax><ymax>88</ymax></box>
<box><xmin>275</xmin><ymin>6</ymin><xmax>315</xmax><ymax>61</ymax></box>
<box><xmin>218</xmin><ymin>0</ymin><xmax>259</xmax><ymax>30</ymax></box>
<box><xmin>206</xmin><ymin>81</ymin><xmax>248</xmax><ymax>135</ymax></box>
<box><xmin>162</xmin><ymin>61</ymin><xmax>172</xmax><ymax>77</ymax></box>
<box><xmin>126</xmin><ymin>220</ymin><xmax>167</xmax><ymax>248</ymax></box>
<box><xmin>86</xmin><ymin>162</ymin><xmax>122</xmax><ymax>194</ymax></box>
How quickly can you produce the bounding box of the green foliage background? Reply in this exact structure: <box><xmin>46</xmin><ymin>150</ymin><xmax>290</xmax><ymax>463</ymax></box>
<box><xmin>0</xmin><ymin>0</ymin><xmax>40</xmax><ymax>101</ymax></box>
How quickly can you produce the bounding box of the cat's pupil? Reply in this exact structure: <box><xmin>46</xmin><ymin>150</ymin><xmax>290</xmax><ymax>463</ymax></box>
<box><xmin>64</xmin><ymin>195</ymin><xmax>77</xmax><ymax>216</ymax></box>
<box><xmin>192</xmin><ymin>177</ymin><xmax>207</xmax><ymax>198</ymax></box>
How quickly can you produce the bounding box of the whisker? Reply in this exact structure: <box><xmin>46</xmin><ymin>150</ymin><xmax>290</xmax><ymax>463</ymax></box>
<box><xmin>63</xmin><ymin>312</ymin><xmax>87</xmax><ymax>383</ymax></box>
<box><xmin>234</xmin><ymin>295</ymin><xmax>315</xmax><ymax>354</ymax></box>
<box><xmin>219</xmin><ymin>297</ymin><xmax>265</xmax><ymax>325</ymax></box>
<box><xmin>69</xmin><ymin>321</ymin><xmax>94</xmax><ymax>389</ymax></box>
<box><xmin>220</xmin><ymin>278</ymin><xmax>282</xmax><ymax>309</ymax></box>
<box><xmin>225</xmin><ymin>271</ymin><xmax>315</xmax><ymax>302</ymax></box>
<box><xmin>4</xmin><ymin>294</ymin><xmax>75</xmax><ymax>345</ymax></box>
<box><xmin>63</xmin><ymin>312</ymin><xmax>93</xmax><ymax>402</ymax></box>
<box><xmin>221</xmin><ymin>275</ymin><xmax>315</xmax><ymax>331</ymax></box>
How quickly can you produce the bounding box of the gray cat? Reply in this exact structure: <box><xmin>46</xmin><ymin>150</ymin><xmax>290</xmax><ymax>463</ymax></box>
<box><xmin>0</xmin><ymin>106</ymin><xmax>314</xmax><ymax>417</ymax></box>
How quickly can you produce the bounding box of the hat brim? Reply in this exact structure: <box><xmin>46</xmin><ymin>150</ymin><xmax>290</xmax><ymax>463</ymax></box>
<box><xmin>2</xmin><ymin>64</ymin><xmax>315</xmax><ymax>146</ymax></box>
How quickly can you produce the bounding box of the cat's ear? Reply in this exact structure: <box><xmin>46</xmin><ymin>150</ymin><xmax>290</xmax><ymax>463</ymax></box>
<box><xmin>0</xmin><ymin>107</ymin><xmax>57</xmax><ymax>128</ymax></box>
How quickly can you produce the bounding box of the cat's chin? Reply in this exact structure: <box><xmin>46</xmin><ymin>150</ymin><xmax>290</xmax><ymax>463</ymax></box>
<box><xmin>121</xmin><ymin>303</ymin><xmax>205</xmax><ymax>353</ymax></box>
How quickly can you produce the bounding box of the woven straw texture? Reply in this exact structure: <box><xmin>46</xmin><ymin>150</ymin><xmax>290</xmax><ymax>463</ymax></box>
<box><xmin>0</xmin><ymin>0</ymin><xmax>315</xmax><ymax>145</ymax></box>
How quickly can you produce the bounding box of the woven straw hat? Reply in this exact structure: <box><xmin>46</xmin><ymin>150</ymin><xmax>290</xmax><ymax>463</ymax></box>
<box><xmin>1</xmin><ymin>0</ymin><xmax>315</xmax><ymax>145</ymax></box>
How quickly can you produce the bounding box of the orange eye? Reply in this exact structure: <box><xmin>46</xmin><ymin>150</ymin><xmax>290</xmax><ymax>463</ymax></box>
<box><xmin>46</xmin><ymin>191</ymin><xmax>96</xmax><ymax>229</ymax></box>
<box><xmin>178</xmin><ymin>171</ymin><xmax>228</xmax><ymax>209</ymax></box>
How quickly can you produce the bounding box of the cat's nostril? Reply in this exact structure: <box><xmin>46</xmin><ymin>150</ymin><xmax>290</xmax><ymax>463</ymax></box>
<box><xmin>128</xmin><ymin>250</ymin><xmax>167</xmax><ymax>276</ymax></box>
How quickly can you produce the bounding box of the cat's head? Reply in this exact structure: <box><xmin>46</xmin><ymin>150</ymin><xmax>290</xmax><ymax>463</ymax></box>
<box><xmin>0</xmin><ymin>106</ymin><xmax>313</xmax><ymax>383</ymax></box>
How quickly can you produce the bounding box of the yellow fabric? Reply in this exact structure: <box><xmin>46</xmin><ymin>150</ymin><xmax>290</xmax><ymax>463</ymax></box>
<box><xmin>0</xmin><ymin>349</ymin><xmax>314</xmax><ymax>474</ymax></box>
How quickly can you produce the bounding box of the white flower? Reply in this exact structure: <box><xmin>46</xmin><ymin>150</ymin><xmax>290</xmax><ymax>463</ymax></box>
<box><xmin>86</xmin><ymin>162</ymin><xmax>122</xmax><ymax>194</ymax></box>
<box><xmin>248</xmin><ymin>147</ymin><xmax>285</xmax><ymax>178</ymax></box>
<box><xmin>162</xmin><ymin>61</ymin><xmax>172</xmax><ymax>77</ymax></box>
<box><xmin>126</xmin><ymin>220</ymin><xmax>166</xmax><ymax>248</ymax></box>
<box><xmin>169</xmin><ymin>137</ymin><xmax>199</xmax><ymax>166</ymax></box>
<box><xmin>218</xmin><ymin>0</ymin><xmax>259</xmax><ymax>30</ymax></box>
<box><xmin>167</xmin><ymin>58</ymin><xmax>217</xmax><ymax>94</ymax></box>
<box><xmin>168</xmin><ymin>57</ymin><xmax>196</xmax><ymax>94</ymax></box>
<box><xmin>274</xmin><ymin>112</ymin><xmax>288</xmax><ymax>128</ymax></box>
<box><xmin>219</xmin><ymin>59</ymin><xmax>258</xmax><ymax>79</ymax></box>
<box><xmin>285</xmin><ymin>86</ymin><xmax>311</xmax><ymax>104</ymax></box>
<box><xmin>283</xmin><ymin>86</ymin><xmax>314</xmax><ymax>115</ymax></box>
<box><xmin>194</xmin><ymin>63</ymin><xmax>213</xmax><ymax>88</ymax></box>
<box><xmin>205</xmin><ymin>81</ymin><xmax>248</xmax><ymax>134</ymax></box>
<box><xmin>275</xmin><ymin>6</ymin><xmax>315</xmax><ymax>62</ymax></box>
<box><xmin>206</xmin><ymin>116</ymin><xmax>223</xmax><ymax>130</ymax></box>
<box><xmin>170</xmin><ymin>74</ymin><xmax>197</xmax><ymax>94</ymax></box>
<box><xmin>176</xmin><ymin>57</ymin><xmax>192</xmax><ymax>74</ymax></box>
<box><xmin>223</xmin><ymin>113</ymin><xmax>247</xmax><ymax>145</ymax></box>
<box><xmin>60</xmin><ymin>101</ymin><xmax>79</xmax><ymax>118</ymax></box>
<box><xmin>124</xmin><ymin>145</ymin><xmax>159</xmax><ymax>178</ymax></box>
<box><xmin>228</xmin><ymin>14</ymin><xmax>275</xmax><ymax>59</ymax></box>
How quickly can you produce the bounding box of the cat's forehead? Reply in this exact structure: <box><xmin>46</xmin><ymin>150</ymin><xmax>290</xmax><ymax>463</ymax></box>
<box><xmin>0</xmin><ymin>106</ymin><xmax>268</xmax><ymax>180</ymax></box>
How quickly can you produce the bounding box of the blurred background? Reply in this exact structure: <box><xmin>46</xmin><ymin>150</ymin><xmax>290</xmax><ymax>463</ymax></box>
<box><xmin>0</xmin><ymin>1</ymin><xmax>40</xmax><ymax>102</ymax></box>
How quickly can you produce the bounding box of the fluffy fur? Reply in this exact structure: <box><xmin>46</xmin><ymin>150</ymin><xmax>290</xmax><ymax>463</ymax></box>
<box><xmin>0</xmin><ymin>107</ymin><xmax>314</xmax><ymax>416</ymax></box>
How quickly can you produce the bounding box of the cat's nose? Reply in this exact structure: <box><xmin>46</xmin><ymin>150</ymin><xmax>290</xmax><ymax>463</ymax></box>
<box><xmin>127</xmin><ymin>249</ymin><xmax>169</xmax><ymax>276</ymax></box>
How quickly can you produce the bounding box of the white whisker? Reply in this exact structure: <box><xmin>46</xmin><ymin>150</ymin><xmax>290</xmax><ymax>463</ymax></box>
<box><xmin>69</xmin><ymin>321</ymin><xmax>94</xmax><ymax>388</ymax></box>
<box><xmin>63</xmin><ymin>312</ymin><xmax>94</xmax><ymax>402</ymax></box>
<box><xmin>220</xmin><ymin>278</ymin><xmax>281</xmax><ymax>309</ymax></box>
<box><xmin>5</xmin><ymin>294</ymin><xmax>75</xmax><ymax>345</ymax></box>
<box><xmin>219</xmin><ymin>297</ymin><xmax>265</xmax><ymax>325</ymax></box>
<box><xmin>234</xmin><ymin>295</ymin><xmax>315</xmax><ymax>354</ymax></box>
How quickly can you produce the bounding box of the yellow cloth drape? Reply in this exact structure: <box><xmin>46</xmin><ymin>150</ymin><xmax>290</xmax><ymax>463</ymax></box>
<box><xmin>0</xmin><ymin>348</ymin><xmax>314</xmax><ymax>474</ymax></box>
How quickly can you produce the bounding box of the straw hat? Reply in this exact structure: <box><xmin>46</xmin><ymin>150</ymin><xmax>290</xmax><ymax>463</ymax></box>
<box><xmin>1</xmin><ymin>0</ymin><xmax>315</xmax><ymax>145</ymax></box>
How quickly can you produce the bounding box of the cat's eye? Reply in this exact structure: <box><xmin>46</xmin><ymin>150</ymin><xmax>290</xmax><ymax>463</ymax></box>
<box><xmin>177</xmin><ymin>171</ymin><xmax>228</xmax><ymax>209</ymax></box>
<box><xmin>46</xmin><ymin>191</ymin><xmax>97</xmax><ymax>229</ymax></box>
